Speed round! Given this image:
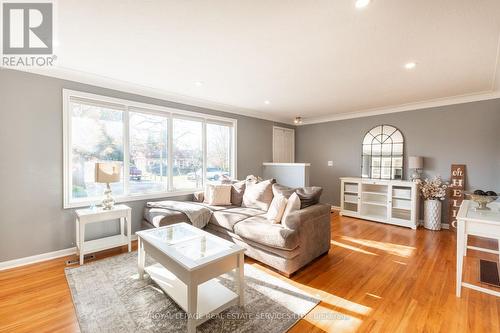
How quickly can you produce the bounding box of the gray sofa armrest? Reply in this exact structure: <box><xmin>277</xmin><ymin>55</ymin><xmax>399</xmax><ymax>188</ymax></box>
<box><xmin>282</xmin><ymin>203</ymin><xmax>331</xmax><ymax>230</ymax></box>
<box><xmin>282</xmin><ymin>203</ymin><xmax>332</xmax><ymax>267</ymax></box>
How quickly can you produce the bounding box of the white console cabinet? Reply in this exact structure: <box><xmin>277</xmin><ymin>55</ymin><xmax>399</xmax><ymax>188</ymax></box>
<box><xmin>340</xmin><ymin>177</ymin><xmax>419</xmax><ymax>229</ymax></box>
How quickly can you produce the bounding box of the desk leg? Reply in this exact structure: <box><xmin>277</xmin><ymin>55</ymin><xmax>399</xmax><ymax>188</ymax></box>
<box><xmin>456</xmin><ymin>220</ymin><xmax>465</xmax><ymax>297</ymax></box>
<box><xmin>237</xmin><ymin>253</ymin><xmax>245</xmax><ymax>306</ymax></box>
<box><xmin>137</xmin><ymin>238</ymin><xmax>145</xmax><ymax>279</ymax></box>
<box><xmin>75</xmin><ymin>218</ymin><xmax>79</xmax><ymax>256</ymax></box>
<box><xmin>498</xmin><ymin>239</ymin><xmax>500</xmax><ymax>265</ymax></box>
<box><xmin>463</xmin><ymin>234</ymin><xmax>467</xmax><ymax>257</ymax></box>
<box><xmin>127</xmin><ymin>211</ymin><xmax>132</xmax><ymax>252</ymax></box>
<box><xmin>79</xmin><ymin>222</ymin><xmax>85</xmax><ymax>265</ymax></box>
<box><xmin>187</xmin><ymin>284</ymin><xmax>198</xmax><ymax>333</ymax></box>
<box><xmin>120</xmin><ymin>217</ymin><xmax>124</xmax><ymax>236</ymax></box>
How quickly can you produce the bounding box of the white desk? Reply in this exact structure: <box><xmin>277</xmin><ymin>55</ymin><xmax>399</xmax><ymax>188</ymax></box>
<box><xmin>456</xmin><ymin>200</ymin><xmax>500</xmax><ymax>297</ymax></box>
<box><xmin>74</xmin><ymin>204</ymin><xmax>132</xmax><ymax>265</ymax></box>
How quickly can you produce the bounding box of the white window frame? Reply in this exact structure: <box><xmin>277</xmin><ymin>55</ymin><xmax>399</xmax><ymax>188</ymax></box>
<box><xmin>63</xmin><ymin>89</ymin><xmax>237</xmax><ymax>209</ymax></box>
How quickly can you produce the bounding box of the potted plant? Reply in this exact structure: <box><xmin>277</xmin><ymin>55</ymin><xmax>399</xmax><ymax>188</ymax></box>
<box><xmin>415</xmin><ymin>176</ymin><xmax>448</xmax><ymax>230</ymax></box>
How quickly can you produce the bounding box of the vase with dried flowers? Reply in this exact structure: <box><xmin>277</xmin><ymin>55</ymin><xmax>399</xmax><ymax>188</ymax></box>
<box><xmin>415</xmin><ymin>176</ymin><xmax>448</xmax><ymax>230</ymax></box>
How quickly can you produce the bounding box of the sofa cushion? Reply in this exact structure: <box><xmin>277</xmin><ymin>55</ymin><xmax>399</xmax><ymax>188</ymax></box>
<box><xmin>272</xmin><ymin>184</ymin><xmax>296</xmax><ymax>199</ymax></box>
<box><xmin>265</xmin><ymin>195</ymin><xmax>288</xmax><ymax>223</ymax></box>
<box><xmin>230</xmin><ymin>180</ymin><xmax>246</xmax><ymax>206</ymax></box>
<box><xmin>242</xmin><ymin>179</ymin><xmax>275</xmax><ymax>211</ymax></box>
<box><xmin>234</xmin><ymin>216</ymin><xmax>299</xmax><ymax>250</ymax></box>
<box><xmin>204</xmin><ymin>184</ymin><xmax>232</xmax><ymax>206</ymax></box>
<box><xmin>209</xmin><ymin>211</ymin><xmax>250</xmax><ymax>232</ymax></box>
<box><xmin>282</xmin><ymin>192</ymin><xmax>301</xmax><ymax>224</ymax></box>
<box><xmin>196</xmin><ymin>202</ymin><xmax>236</xmax><ymax>211</ymax></box>
<box><xmin>296</xmin><ymin>187</ymin><xmax>323</xmax><ymax>209</ymax></box>
<box><xmin>143</xmin><ymin>208</ymin><xmax>188</xmax><ymax>227</ymax></box>
<box><xmin>222</xmin><ymin>207</ymin><xmax>267</xmax><ymax>216</ymax></box>
<box><xmin>206</xmin><ymin>223</ymin><xmax>301</xmax><ymax>260</ymax></box>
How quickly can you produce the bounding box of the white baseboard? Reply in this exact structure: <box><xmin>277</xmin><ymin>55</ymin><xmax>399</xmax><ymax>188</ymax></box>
<box><xmin>0</xmin><ymin>247</ymin><xmax>76</xmax><ymax>271</ymax></box>
<box><xmin>331</xmin><ymin>205</ymin><xmax>341</xmax><ymax>211</ymax></box>
<box><xmin>0</xmin><ymin>234</ymin><xmax>138</xmax><ymax>271</ymax></box>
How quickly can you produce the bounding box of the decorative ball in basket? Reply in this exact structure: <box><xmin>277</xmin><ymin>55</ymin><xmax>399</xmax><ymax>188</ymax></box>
<box><xmin>465</xmin><ymin>190</ymin><xmax>498</xmax><ymax>211</ymax></box>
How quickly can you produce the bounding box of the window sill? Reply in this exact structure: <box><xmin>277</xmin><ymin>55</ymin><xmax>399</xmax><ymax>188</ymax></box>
<box><xmin>64</xmin><ymin>189</ymin><xmax>201</xmax><ymax>209</ymax></box>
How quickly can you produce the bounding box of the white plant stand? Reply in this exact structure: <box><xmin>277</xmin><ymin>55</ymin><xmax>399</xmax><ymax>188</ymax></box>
<box><xmin>74</xmin><ymin>204</ymin><xmax>132</xmax><ymax>265</ymax></box>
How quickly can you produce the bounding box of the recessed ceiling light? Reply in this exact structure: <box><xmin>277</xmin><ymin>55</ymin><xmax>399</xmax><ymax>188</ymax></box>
<box><xmin>195</xmin><ymin>81</ymin><xmax>203</xmax><ymax>86</ymax></box>
<box><xmin>264</xmin><ymin>100</ymin><xmax>270</xmax><ymax>105</ymax></box>
<box><xmin>294</xmin><ymin>117</ymin><xmax>303</xmax><ymax>125</ymax></box>
<box><xmin>355</xmin><ymin>0</ymin><xmax>371</xmax><ymax>9</ymax></box>
<box><xmin>404</xmin><ymin>62</ymin><xmax>417</xmax><ymax>70</ymax></box>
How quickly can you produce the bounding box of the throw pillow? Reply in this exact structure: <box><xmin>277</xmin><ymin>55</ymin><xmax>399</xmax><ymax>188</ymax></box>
<box><xmin>272</xmin><ymin>184</ymin><xmax>296</xmax><ymax>199</ymax></box>
<box><xmin>296</xmin><ymin>187</ymin><xmax>323</xmax><ymax>209</ymax></box>
<box><xmin>265</xmin><ymin>195</ymin><xmax>288</xmax><ymax>223</ymax></box>
<box><xmin>282</xmin><ymin>192</ymin><xmax>301</xmax><ymax>223</ymax></box>
<box><xmin>204</xmin><ymin>184</ymin><xmax>232</xmax><ymax>206</ymax></box>
<box><xmin>193</xmin><ymin>191</ymin><xmax>204</xmax><ymax>203</ymax></box>
<box><xmin>245</xmin><ymin>175</ymin><xmax>262</xmax><ymax>184</ymax></box>
<box><xmin>231</xmin><ymin>180</ymin><xmax>246</xmax><ymax>206</ymax></box>
<box><xmin>242</xmin><ymin>179</ymin><xmax>276</xmax><ymax>211</ymax></box>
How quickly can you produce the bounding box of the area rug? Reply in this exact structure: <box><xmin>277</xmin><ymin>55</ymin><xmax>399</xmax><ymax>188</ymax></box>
<box><xmin>65</xmin><ymin>252</ymin><xmax>319</xmax><ymax>332</ymax></box>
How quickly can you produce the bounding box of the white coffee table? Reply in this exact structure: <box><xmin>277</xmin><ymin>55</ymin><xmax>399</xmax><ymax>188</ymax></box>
<box><xmin>136</xmin><ymin>223</ymin><xmax>245</xmax><ymax>333</ymax></box>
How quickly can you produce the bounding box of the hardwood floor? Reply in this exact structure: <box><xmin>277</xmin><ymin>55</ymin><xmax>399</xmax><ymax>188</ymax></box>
<box><xmin>1</xmin><ymin>213</ymin><xmax>499</xmax><ymax>332</ymax></box>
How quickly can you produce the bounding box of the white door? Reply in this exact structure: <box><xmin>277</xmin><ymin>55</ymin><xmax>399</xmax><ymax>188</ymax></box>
<box><xmin>273</xmin><ymin>126</ymin><xmax>295</xmax><ymax>163</ymax></box>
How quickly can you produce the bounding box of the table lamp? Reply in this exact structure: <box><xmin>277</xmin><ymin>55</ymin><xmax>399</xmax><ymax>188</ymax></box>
<box><xmin>95</xmin><ymin>162</ymin><xmax>121</xmax><ymax>210</ymax></box>
<box><xmin>408</xmin><ymin>156</ymin><xmax>423</xmax><ymax>181</ymax></box>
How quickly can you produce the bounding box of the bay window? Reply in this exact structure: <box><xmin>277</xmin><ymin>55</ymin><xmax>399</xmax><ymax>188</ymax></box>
<box><xmin>63</xmin><ymin>90</ymin><xmax>236</xmax><ymax>208</ymax></box>
<box><xmin>206</xmin><ymin>122</ymin><xmax>233</xmax><ymax>182</ymax></box>
<box><xmin>172</xmin><ymin>118</ymin><xmax>203</xmax><ymax>190</ymax></box>
<box><xmin>128</xmin><ymin>111</ymin><xmax>168</xmax><ymax>194</ymax></box>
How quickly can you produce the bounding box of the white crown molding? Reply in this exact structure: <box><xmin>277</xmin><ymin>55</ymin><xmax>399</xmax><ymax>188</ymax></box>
<box><xmin>301</xmin><ymin>90</ymin><xmax>500</xmax><ymax>125</ymax></box>
<box><xmin>0</xmin><ymin>235</ymin><xmax>139</xmax><ymax>271</ymax></box>
<box><xmin>9</xmin><ymin>66</ymin><xmax>294</xmax><ymax>125</ymax></box>
<box><xmin>7</xmin><ymin>65</ymin><xmax>500</xmax><ymax>127</ymax></box>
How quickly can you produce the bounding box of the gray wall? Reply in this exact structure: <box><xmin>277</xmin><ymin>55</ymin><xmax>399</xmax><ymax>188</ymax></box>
<box><xmin>296</xmin><ymin>99</ymin><xmax>500</xmax><ymax>217</ymax></box>
<box><xmin>0</xmin><ymin>69</ymin><xmax>289</xmax><ymax>262</ymax></box>
<box><xmin>263</xmin><ymin>164</ymin><xmax>310</xmax><ymax>188</ymax></box>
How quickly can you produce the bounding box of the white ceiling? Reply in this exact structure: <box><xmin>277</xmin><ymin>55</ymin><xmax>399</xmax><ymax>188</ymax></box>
<box><xmin>45</xmin><ymin>1</ymin><xmax>500</xmax><ymax>123</ymax></box>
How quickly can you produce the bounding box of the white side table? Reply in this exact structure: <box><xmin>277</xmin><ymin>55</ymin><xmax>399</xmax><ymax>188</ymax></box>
<box><xmin>74</xmin><ymin>204</ymin><xmax>132</xmax><ymax>265</ymax></box>
<box><xmin>456</xmin><ymin>200</ymin><xmax>500</xmax><ymax>297</ymax></box>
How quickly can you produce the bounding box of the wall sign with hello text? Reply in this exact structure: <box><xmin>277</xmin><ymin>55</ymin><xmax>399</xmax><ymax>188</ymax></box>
<box><xmin>448</xmin><ymin>164</ymin><xmax>466</xmax><ymax>230</ymax></box>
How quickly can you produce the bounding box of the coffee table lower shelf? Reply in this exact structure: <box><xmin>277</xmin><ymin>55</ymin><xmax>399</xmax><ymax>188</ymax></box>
<box><xmin>145</xmin><ymin>263</ymin><xmax>239</xmax><ymax>323</ymax></box>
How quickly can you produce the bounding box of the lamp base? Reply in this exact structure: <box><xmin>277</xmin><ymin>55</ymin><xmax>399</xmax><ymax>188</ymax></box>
<box><xmin>102</xmin><ymin>184</ymin><xmax>115</xmax><ymax>210</ymax></box>
<box><xmin>410</xmin><ymin>169</ymin><xmax>422</xmax><ymax>182</ymax></box>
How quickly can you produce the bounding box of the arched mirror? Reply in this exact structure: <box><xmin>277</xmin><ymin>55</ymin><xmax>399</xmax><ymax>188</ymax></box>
<box><xmin>361</xmin><ymin>125</ymin><xmax>404</xmax><ymax>180</ymax></box>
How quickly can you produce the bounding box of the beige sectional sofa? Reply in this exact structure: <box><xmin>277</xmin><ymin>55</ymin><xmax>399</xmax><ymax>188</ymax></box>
<box><xmin>142</xmin><ymin>181</ymin><xmax>331</xmax><ymax>277</ymax></box>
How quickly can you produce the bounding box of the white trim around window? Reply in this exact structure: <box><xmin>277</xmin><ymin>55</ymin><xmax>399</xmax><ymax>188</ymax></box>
<box><xmin>63</xmin><ymin>89</ymin><xmax>238</xmax><ymax>209</ymax></box>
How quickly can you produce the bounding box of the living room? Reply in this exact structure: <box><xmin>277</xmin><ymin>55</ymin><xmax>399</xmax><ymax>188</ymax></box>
<box><xmin>1</xmin><ymin>1</ymin><xmax>500</xmax><ymax>332</ymax></box>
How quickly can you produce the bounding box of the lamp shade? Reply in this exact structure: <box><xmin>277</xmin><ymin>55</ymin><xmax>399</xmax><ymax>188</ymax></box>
<box><xmin>408</xmin><ymin>156</ymin><xmax>423</xmax><ymax>169</ymax></box>
<box><xmin>95</xmin><ymin>162</ymin><xmax>121</xmax><ymax>184</ymax></box>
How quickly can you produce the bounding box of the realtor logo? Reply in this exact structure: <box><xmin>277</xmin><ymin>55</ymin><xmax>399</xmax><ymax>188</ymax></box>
<box><xmin>2</xmin><ymin>2</ymin><xmax>53</xmax><ymax>54</ymax></box>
